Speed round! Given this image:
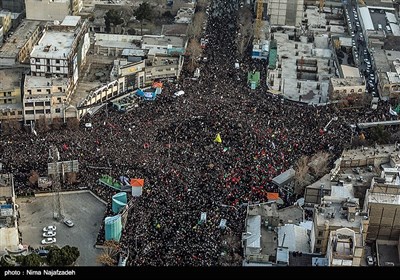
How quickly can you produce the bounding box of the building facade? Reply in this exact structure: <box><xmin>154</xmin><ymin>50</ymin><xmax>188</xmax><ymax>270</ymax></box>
<box><xmin>0</xmin><ymin>69</ymin><xmax>23</xmax><ymax>121</ymax></box>
<box><xmin>364</xmin><ymin>170</ymin><xmax>400</xmax><ymax>241</ymax></box>
<box><xmin>0</xmin><ymin>10</ymin><xmax>12</xmax><ymax>33</ymax></box>
<box><xmin>25</xmin><ymin>0</ymin><xmax>70</xmax><ymax>21</ymax></box>
<box><xmin>329</xmin><ymin>77</ymin><xmax>366</xmax><ymax>103</ymax></box>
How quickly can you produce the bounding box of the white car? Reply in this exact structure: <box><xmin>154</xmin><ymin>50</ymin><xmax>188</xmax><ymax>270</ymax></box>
<box><xmin>43</xmin><ymin>231</ymin><xmax>56</xmax><ymax>238</ymax></box>
<box><xmin>41</xmin><ymin>237</ymin><xmax>56</xmax><ymax>245</ymax></box>
<box><xmin>64</xmin><ymin>219</ymin><xmax>74</xmax><ymax>227</ymax></box>
<box><xmin>367</xmin><ymin>256</ymin><xmax>374</xmax><ymax>266</ymax></box>
<box><xmin>174</xmin><ymin>90</ymin><xmax>185</xmax><ymax>97</ymax></box>
<box><xmin>43</xmin><ymin>225</ymin><xmax>56</xmax><ymax>232</ymax></box>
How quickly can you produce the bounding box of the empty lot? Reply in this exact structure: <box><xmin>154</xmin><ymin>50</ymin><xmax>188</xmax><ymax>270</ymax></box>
<box><xmin>17</xmin><ymin>191</ymin><xmax>106</xmax><ymax>266</ymax></box>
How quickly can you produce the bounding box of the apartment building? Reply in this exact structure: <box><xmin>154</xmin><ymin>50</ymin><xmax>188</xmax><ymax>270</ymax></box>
<box><xmin>0</xmin><ymin>69</ymin><xmax>24</xmax><ymax>121</ymax></box>
<box><xmin>311</xmin><ymin>183</ymin><xmax>369</xmax><ymax>254</ymax></box>
<box><xmin>364</xmin><ymin>167</ymin><xmax>400</xmax><ymax>241</ymax></box>
<box><xmin>24</xmin><ymin>16</ymin><xmax>89</xmax><ymax>123</ymax></box>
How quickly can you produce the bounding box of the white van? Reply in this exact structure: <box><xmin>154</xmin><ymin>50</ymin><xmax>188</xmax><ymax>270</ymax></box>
<box><xmin>378</xmin><ymin>24</ymin><xmax>382</xmax><ymax>30</ymax></box>
<box><xmin>386</xmin><ymin>25</ymin><xmax>391</xmax><ymax>32</ymax></box>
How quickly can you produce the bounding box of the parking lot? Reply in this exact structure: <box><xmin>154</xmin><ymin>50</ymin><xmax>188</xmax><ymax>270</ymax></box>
<box><xmin>17</xmin><ymin>191</ymin><xmax>106</xmax><ymax>266</ymax></box>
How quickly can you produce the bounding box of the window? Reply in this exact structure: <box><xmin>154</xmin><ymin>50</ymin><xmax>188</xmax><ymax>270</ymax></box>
<box><xmin>335</xmin><ymin>90</ymin><xmax>339</xmax><ymax>93</ymax></box>
<box><xmin>46</xmin><ymin>89</ymin><xmax>51</xmax><ymax>94</ymax></box>
<box><xmin>56</xmin><ymin>59</ymin><xmax>60</xmax><ymax>64</ymax></box>
<box><xmin>36</xmin><ymin>109</ymin><xmax>44</xmax><ymax>114</ymax></box>
<box><xmin>318</xmin><ymin>231</ymin><xmax>323</xmax><ymax>237</ymax></box>
<box><xmin>10</xmin><ymin>111</ymin><xmax>15</xmax><ymax>115</ymax></box>
<box><xmin>343</xmin><ymin>89</ymin><xmax>347</xmax><ymax>93</ymax></box>
<box><xmin>37</xmin><ymin>89</ymin><xmax>42</xmax><ymax>93</ymax></box>
<box><xmin>56</xmin><ymin>66</ymin><xmax>60</xmax><ymax>71</ymax></box>
<box><xmin>18</xmin><ymin>111</ymin><xmax>22</xmax><ymax>115</ymax></box>
<box><xmin>25</xmin><ymin>103</ymin><xmax>33</xmax><ymax>107</ymax></box>
<box><xmin>27</xmin><ymin>90</ymin><xmax>32</xmax><ymax>95</ymax></box>
<box><xmin>317</xmin><ymin>240</ymin><xmax>322</xmax><ymax>245</ymax></box>
<box><xmin>358</xmin><ymin>88</ymin><xmax>363</xmax><ymax>92</ymax></box>
<box><xmin>45</xmin><ymin>101</ymin><xmax>50</xmax><ymax>106</ymax></box>
<box><xmin>350</xmin><ymin>89</ymin><xmax>355</xmax><ymax>93</ymax></box>
<box><xmin>35</xmin><ymin>101</ymin><xmax>44</xmax><ymax>106</ymax></box>
<box><xmin>25</xmin><ymin>110</ymin><xmax>34</xmax><ymax>115</ymax></box>
<box><xmin>46</xmin><ymin>59</ymin><xmax>50</xmax><ymax>64</ymax></box>
<box><xmin>55</xmin><ymin>108</ymin><xmax>61</xmax><ymax>113</ymax></box>
<box><xmin>58</xmin><ymin>87</ymin><xmax>63</xmax><ymax>92</ymax></box>
<box><xmin>45</xmin><ymin>109</ymin><xmax>51</xmax><ymax>114</ymax></box>
<box><xmin>35</xmin><ymin>58</ymin><xmax>40</xmax><ymax>63</ymax></box>
<box><xmin>36</xmin><ymin>65</ymin><xmax>40</xmax><ymax>70</ymax></box>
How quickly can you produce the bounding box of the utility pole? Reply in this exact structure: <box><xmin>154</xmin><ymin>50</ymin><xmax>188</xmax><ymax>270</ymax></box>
<box><xmin>47</xmin><ymin>145</ymin><xmax>79</xmax><ymax>221</ymax></box>
<box><xmin>49</xmin><ymin>145</ymin><xmax>63</xmax><ymax>221</ymax></box>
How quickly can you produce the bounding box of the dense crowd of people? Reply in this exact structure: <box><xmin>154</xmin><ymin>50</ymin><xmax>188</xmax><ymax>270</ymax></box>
<box><xmin>0</xmin><ymin>0</ymin><xmax>398</xmax><ymax>266</ymax></box>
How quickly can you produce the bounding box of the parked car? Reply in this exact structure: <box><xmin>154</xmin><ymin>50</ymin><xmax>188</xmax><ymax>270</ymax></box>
<box><xmin>43</xmin><ymin>225</ymin><xmax>56</xmax><ymax>232</ymax></box>
<box><xmin>43</xmin><ymin>231</ymin><xmax>56</xmax><ymax>238</ymax></box>
<box><xmin>41</xmin><ymin>237</ymin><xmax>56</xmax><ymax>245</ymax></box>
<box><xmin>367</xmin><ymin>256</ymin><xmax>374</xmax><ymax>266</ymax></box>
<box><xmin>63</xmin><ymin>219</ymin><xmax>74</xmax><ymax>227</ymax></box>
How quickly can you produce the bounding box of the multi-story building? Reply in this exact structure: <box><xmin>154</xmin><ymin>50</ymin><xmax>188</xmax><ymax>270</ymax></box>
<box><xmin>329</xmin><ymin>77</ymin><xmax>366</xmax><ymax>104</ymax></box>
<box><xmin>145</xmin><ymin>55</ymin><xmax>183</xmax><ymax>82</ymax></box>
<box><xmin>23</xmin><ymin>75</ymin><xmax>72</xmax><ymax>124</ymax></box>
<box><xmin>0</xmin><ymin>69</ymin><xmax>24</xmax><ymax>121</ymax></box>
<box><xmin>326</xmin><ymin>228</ymin><xmax>364</xmax><ymax>266</ymax></box>
<box><xmin>0</xmin><ymin>173</ymin><xmax>19</xmax><ymax>254</ymax></box>
<box><xmin>24</xmin><ymin>16</ymin><xmax>89</xmax><ymax>123</ymax></box>
<box><xmin>0</xmin><ymin>10</ymin><xmax>11</xmax><ymax>33</ymax></box>
<box><xmin>142</xmin><ymin>35</ymin><xmax>187</xmax><ymax>56</ymax></box>
<box><xmin>25</xmin><ymin>0</ymin><xmax>70</xmax><ymax>21</ymax></box>
<box><xmin>1</xmin><ymin>0</ymin><xmax>25</xmax><ymax>13</ymax></box>
<box><xmin>0</xmin><ymin>20</ymin><xmax>44</xmax><ymax>66</ymax></box>
<box><xmin>311</xmin><ymin>183</ymin><xmax>369</xmax><ymax>254</ymax></box>
<box><xmin>364</xmin><ymin>166</ymin><xmax>400</xmax><ymax>241</ymax></box>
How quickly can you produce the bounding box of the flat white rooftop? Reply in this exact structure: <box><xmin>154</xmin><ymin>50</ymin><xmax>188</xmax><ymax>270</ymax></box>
<box><xmin>61</xmin><ymin>16</ymin><xmax>81</xmax><ymax>27</ymax></box>
<box><xmin>31</xmin><ymin>31</ymin><xmax>75</xmax><ymax>59</ymax></box>
<box><xmin>25</xmin><ymin>75</ymin><xmax>69</xmax><ymax>88</ymax></box>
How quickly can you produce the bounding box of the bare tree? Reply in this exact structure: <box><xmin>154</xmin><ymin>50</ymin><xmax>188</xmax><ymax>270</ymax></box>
<box><xmin>28</xmin><ymin>170</ymin><xmax>39</xmax><ymax>187</ymax></box>
<box><xmin>294</xmin><ymin>156</ymin><xmax>310</xmax><ymax>195</ymax></box>
<box><xmin>66</xmin><ymin>117</ymin><xmax>79</xmax><ymax>131</ymax></box>
<box><xmin>96</xmin><ymin>240</ymin><xmax>121</xmax><ymax>266</ymax></box>
<box><xmin>186</xmin><ymin>38</ymin><xmax>202</xmax><ymax>73</ymax></box>
<box><xmin>36</xmin><ymin>115</ymin><xmax>50</xmax><ymax>133</ymax></box>
<box><xmin>237</xmin><ymin>6</ymin><xmax>254</xmax><ymax>58</ymax></box>
<box><xmin>52</xmin><ymin>117</ymin><xmax>63</xmax><ymax>130</ymax></box>
<box><xmin>308</xmin><ymin>151</ymin><xmax>330</xmax><ymax>178</ymax></box>
<box><xmin>1</xmin><ymin>119</ymin><xmax>21</xmax><ymax>135</ymax></box>
<box><xmin>188</xmin><ymin>11</ymin><xmax>205</xmax><ymax>40</ymax></box>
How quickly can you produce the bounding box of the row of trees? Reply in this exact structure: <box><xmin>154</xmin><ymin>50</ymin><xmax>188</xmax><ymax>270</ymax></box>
<box><xmin>6</xmin><ymin>245</ymin><xmax>80</xmax><ymax>267</ymax></box>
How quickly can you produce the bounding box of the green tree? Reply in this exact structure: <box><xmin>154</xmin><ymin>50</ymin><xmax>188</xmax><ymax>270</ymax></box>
<box><xmin>104</xmin><ymin>9</ymin><xmax>124</xmax><ymax>33</ymax></box>
<box><xmin>134</xmin><ymin>2</ymin><xmax>153</xmax><ymax>35</ymax></box>
<box><xmin>47</xmin><ymin>246</ymin><xmax>80</xmax><ymax>266</ymax></box>
<box><xmin>20</xmin><ymin>254</ymin><xmax>42</xmax><ymax>266</ymax></box>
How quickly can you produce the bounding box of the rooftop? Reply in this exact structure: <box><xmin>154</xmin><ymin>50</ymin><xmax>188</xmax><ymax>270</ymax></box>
<box><xmin>60</xmin><ymin>16</ymin><xmax>81</xmax><ymax>27</ymax></box>
<box><xmin>24</xmin><ymin>75</ymin><xmax>69</xmax><ymax>88</ymax></box>
<box><xmin>331</xmin><ymin>77</ymin><xmax>365</xmax><ymax>87</ymax></box>
<box><xmin>0</xmin><ymin>69</ymin><xmax>22</xmax><ymax>89</ymax></box>
<box><xmin>278</xmin><ymin>224</ymin><xmax>310</xmax><ymax>253</ymax></box>
<box><xmin>0</xmin><ymin>20</ymin><xmax>43</xmax><ymax>59</ymax></box>
<box><xmin>142</xmin><ymin>35</ymin><xmax>185</xmax><ymax>48</ymax></box>
<box><xmin>31</xmin><ymin>30</ymin><xmax>76</xmax><ymax>59</ymax></box>
<box><xmin>277</xmin><ymin>205</ymin><xmax>303</xmax><ymax>225</ymax></box>
<box><xmin>161</xmin><ymin>24</ymin><xmax>189</xmax><ymax>36</ymax></box>
<box><xmin>0</xmin><ymin>227</ymin><xmax>19</xmax><ymax>254</ymax></box>
<box><xmin>367</xmin><ymin>192</ymin><xmax>400</xmax><ymax>205</ymax></box>
<box><xmin>341</xmin><ymin>145</ymin><xmax>398</xmax><ymax>162</ymax></box>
